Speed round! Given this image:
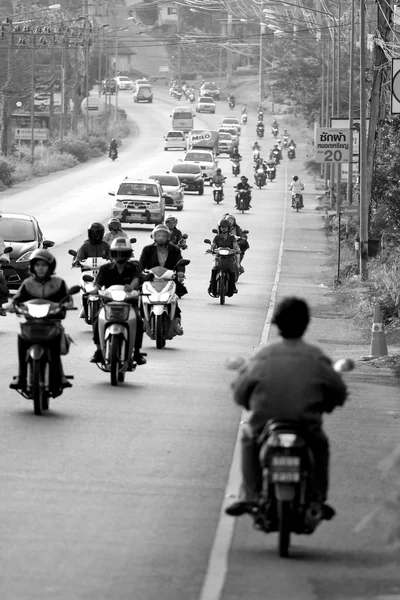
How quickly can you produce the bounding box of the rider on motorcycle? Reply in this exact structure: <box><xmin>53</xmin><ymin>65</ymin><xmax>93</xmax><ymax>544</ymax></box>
<box><xmin>237</xmin><ymin>232</ymin><xmax>250</xmax><ymax>274</ymax></box>
<box><xmin>9</xmin><ymin>249</ymin><xmax>74</xmax><ymax>392</ymax></box>
<box><xmin>256</xmin><ymin>121</ymin><xmax>264</xmax><ymax>135</ymax></box>
<box><xmin>228</xmin><ymin>93</ymin><xmax>235</xmax><ymax>105</ymax></box>
<box><xmin>288</xmin><ymin>138</ymin><xmax>297</xmax><ymax>148</ymax></box>
<box><xmin>289</xmin><ymin>175</ymin><xmax>305</xmax><ymax>207</ymax></box>
<box><xmin>272</xmin><ymin>118</ymin><xmax>278</xmax><ymax>129</ymax></box>
<box><xmin>230</xmin><ymin>146</ymin><xmax>242</xmax><ymax>161</ymax></box>
<box><xmin>74</xmin><ymin>222</ymin><xmax>110</xmax><ymax>265</ymax></box>
<box><xmin>208</xmin><ymin>219</ymin><xmax>240</xmax><ymax>298</ymax></box>
<box><xmin>212</xmin><ymin>168</ymin><xmax>226</xmax><ymax>187</ymax></box>
<box><xmin>165</xmin><ymin>216</ymin><xmax>186</xmax><ymax>249</ymax></box>
<box><xmin>139</xmin><ymin>223</ymin><xmax>188</xmax><ymax>313</ymax></box>
<box><xmin>241</xmin><ymin>107</ymin><xmax>247</xmax><ymax>115</ymax></box>
<box><xmin>0</xmin><ymin>234</ymin><xmax>10</xmax><ymax>316</ymax></box>
<box><xmin>103</xmin><ymin>218</ymin><xmax>129</xmax><ymax>244</ymax></box>
<box><xmin>222</xmin><ymin>214</ymin><xmax>243</xmax><ymax>237</ymax></box>
<box><xmin>109</xmin><ymin>138</ymin><xmax>118</xmax><ymax>158</ymax></box>
<box><xmin>91</xmin><ymin>237</ymin><xmax>147</xmax><ymax>366</ymax></box>
<box><xmin>225</xmin><ymin>297</ymin><xmax>348</xmax><ymax>518</ymax></box>
<box><xmin>252</xmin><ymin>141</ymin><xmax>261</xmax><ymax>151</ymax></box>
<box><xmin>235</xmin><ymin>176</ymin><xmax>252</xmax><ymax>209</ymax></box>
<box><xmin>272</xmin><ymin>143</ymin><xmax>283</xmax><ymax>161</ymax></box>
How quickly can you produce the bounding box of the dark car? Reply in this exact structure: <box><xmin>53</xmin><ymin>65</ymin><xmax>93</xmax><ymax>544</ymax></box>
<box><xmin>0</xmin><ymin>213</ymin><xmax>54</xmax><ymax>291</ymax></box>
<box><xmin>170</xmin><ymin>162</ymin><xmax>204</xmax><ymax>195</ymax></box>
<box><xmin>199</xmin><ymin>82</ymin><xmax>220</xmax><ymax>101</ymax></box>
<box><xmin>102</xmin><ymin>78</ymin><xmax>116</xmax><ymax>94</ymax></box>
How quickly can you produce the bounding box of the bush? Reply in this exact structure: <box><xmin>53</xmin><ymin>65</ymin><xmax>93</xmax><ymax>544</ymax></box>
<box><xmin>59</xmin><ymin>135</ymin><xmax>91</xmax><ymax>162</ymax></box>
<box><xmin>0</xmin><ymin>159</ymin><xmax>15</xmax><ymax>186</ymax></box>
<box><xmin>304</xmin><ymin>158</ymin><xmax>321</xmax><ymax>177</ymax></box>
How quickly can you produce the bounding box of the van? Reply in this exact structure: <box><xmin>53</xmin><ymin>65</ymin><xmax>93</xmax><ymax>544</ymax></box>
<box><xmin>171</xmin><ymin>107</ymin><xmax>194</xmax><ymax>133</ymax></box>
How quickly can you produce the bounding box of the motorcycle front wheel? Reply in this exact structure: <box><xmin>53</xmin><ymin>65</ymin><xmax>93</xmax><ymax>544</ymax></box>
<box><xmin>155</xmin><ymin>314</ymin><xmax>166</xmax><ymax>349</ymax></box>
<box><xmin>219</xmin><ymin>272</ymin><xmax>226</xmax><ymax>305</ymax></box>
<box><xmin>277</xmin><ymin>500</ymin><xmax>292</xmax><ymax>557</ymax></box>
<box><xmin>31</xmin><ymin>358</ymin><xmax>48</xmax><ymax>415</ymax></box>
<box><xmin>110</xmin><ymin>335</ymin><xmax>120</xmax><ymax>386</ymax></box>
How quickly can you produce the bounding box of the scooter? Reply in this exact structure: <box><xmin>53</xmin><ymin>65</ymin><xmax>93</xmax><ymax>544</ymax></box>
<box><xmin>141</xmin><ymin>259</ymin><xmax>190</xmax><ymax>349</ymax></box>
<box><xmin>272</xmin><ymin>126</ymin><xmax>279</xmax><ymax>137</ymax></box>
<box><xmin>235</xmin><ymin>187</ymin><xmax>252</xmax><ymax>214</ymax></box>
<box><xmin>288</xmin><ymin>145</ymin><xmax>296</xmax><ymax>160</ymax></box>
<box><xmin>109</xmin><ymin>148</ymin><xmax>118</xmax><ymax>161</ymax></box>
<box><xmin>204</xmin><ymin>241</ymin><xmax>237</xmax><ymax>305</ymax></box>
<box><xmin>231</xmin><ymin>158</ymin><xmax>241</xmax><ymax>177</ymax></box>
<box><xmin>229</xmin><ymin>100</ymin><xmax>235</xmax><ymax>110</ymax></box>
<box><xmin>68</xmin><ymin>250</ymin><xmax>109</xmax><ymax>326</ymax></box>
<box><xmin>254</xmin><ymin>166</ymin><xmax>267</xmax><ymax>189</ymax></box>
<box><xmin>253</xmin><ymin>148</ymin><xmax>261</xmax><ymax>162</ymax></box>
<box><xmin>257</xmin><ymin>127</ymin><xmax>264</xmax><ymax>139</ymax></box>
<box><xmin>212</xmin><ymin>180</ymin><xmax>226</xmax><ymax>203</ymax></box>
<box><xmin>282</xmin><ymin>135</ymin><xmax>289</xmax><ymax>148</ymax></box>
<box><xmin>258</xmin><ymin>112</ymin><xmax>264</xmax><ymax>122</ymax></box>
<box><xmin>266</xmin><ymin>164</ymin><xmax>276</xmax><ymax>181</ymax></box>
<box><xmin>292</xmin><ymin>193</ymin><xmax>303</xmax><ymax>211</ymax></box>
<box><xmin>7</xmin><ymin>286</ymin><xmax>80</xmax><ymax>415</ymax></box>
<box><xmin>241</xmin><ymin>114</ymin><xmax>248</xmax><ymax>124</ymax></box>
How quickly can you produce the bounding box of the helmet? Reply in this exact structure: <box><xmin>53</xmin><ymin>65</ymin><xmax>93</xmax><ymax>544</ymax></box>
<box><xmin>88</xmin><ymin>222</ymin><xmax>105</xmax><ymax>243</ymax></box>
<box><xmin>109</xmin><ymin>237</ymin><xmax>132</xmax><ymax>262</ymax></box>
<box><xmin>240</xmin><ymin>175</ymin><xmax>248</xmax><ymax>182</ymax></box>
<box><xmin>293</xmin><ymin>175</ymin><xmax>299</xmax><ymax>181</ymax></box>
<box><xmin>165</xmin><ymin>216</ymin><xmax>178</xmax><ymax>228</ymax></box>
<box><xmin>216</xmin><ymin>168</ymin><xmax>222</xmax><ymax>174</ymax></box>
<box><xmin>218</xmin><ymin>219</ymin><xmax>230</xmax><ymax>229</ymax></box>
<box><xmin>223</xmin><ymin>214</ymin><xmax>236</xmax><ymax>226</ymax></box>
<box><xmin>107</xmin><ymin>217</ymin><xmax>121</xmax><ymax>232</ymax></box>
<box><xmin>151</xmin><ymin>224</ymin><xmax>171</xmax><ymax>242</ymax></box>
<box><xmin>30</xmin><ymin>249</ymin><xmax>56</xmax><ymax>276</ymax></box>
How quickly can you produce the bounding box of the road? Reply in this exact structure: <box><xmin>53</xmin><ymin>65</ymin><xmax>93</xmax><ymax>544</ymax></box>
<box><xmin>0</xmin><ymin>89</ymin><xmax>399</xmax><ymax>600</ymax></box>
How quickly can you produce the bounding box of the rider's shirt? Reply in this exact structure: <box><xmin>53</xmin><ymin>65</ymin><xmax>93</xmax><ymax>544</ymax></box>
<box><xmin>13</xmin><ymin>276</ymin><xmax>69</xmax><ymax>304</ymax></box>
<box><xmin>76</xmin><ymin>240</ymin><xmax>110</xmax><ymax>263</ymax></box>
<box><xmin>212</xmin><ymin>234</ymin><xmax>237</xmax><ymax>249</ymax></box>
<box><xmin>95</xmin><ymin>261</ymin><xmax>142</xmax><ymax>289</ymax></box>
<box><xmin>289</xmin><ymin>181</ymin><xmax>304</xmax><ymax>194</ymax></box>
<box><xmin>103</xmin><ymin>230</ymin><xmax>129</xmax><ymax>244</ymax></box>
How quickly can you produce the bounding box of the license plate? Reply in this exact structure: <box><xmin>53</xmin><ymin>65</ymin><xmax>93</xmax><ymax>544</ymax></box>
<box><xmin>272</xmin><ymin>456</ymin><xmax>300</xmax><ymax>466</ymax></box>
<box><xmin>271</xmin><ymin>456</ymin><xmax>300</xmax><ymax>482</ymax></box>
<box><xmin>271</xmin><ymin>472</ymin><xmax>300</xmax><ymax>483</ymax></box>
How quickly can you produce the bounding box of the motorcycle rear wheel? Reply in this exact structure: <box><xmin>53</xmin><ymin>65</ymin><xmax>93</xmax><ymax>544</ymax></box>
<box><xmin>32</xmin><ymin>358</ymin><xmax>47</xmax><ymax>416</ymax></box>
<box><xmin>155</xmin><ymin>314</ymin><xmax>166</xmax><ymax>349</ymax></box>
<box><xmin>110</xmin><ymin>335</ymin><xmax>120</xmax><ymax>386</ymax></box>
<box><xmin>277</xmin><ymin>500</ymin><xmax>292</xmax><ymax>558</ymax></box>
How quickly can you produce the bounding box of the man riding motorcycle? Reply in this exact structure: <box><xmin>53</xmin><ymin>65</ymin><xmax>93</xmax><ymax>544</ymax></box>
<box><xmin>289</xmin><ymin>175</ymin><xmax>305</xmax><ymax>207</ymax></box>
<box><xmin>228</xmin><ymin>93</ymin><xmax>235</xmax><ymax>106</ymax></box>
<box><xmin>9</xmin><ymin>249</ymin><xmax>74</xmax><ymax>393</ymax></box>
<box><xmin>235</xmin><ymin>176</ymin><xmax>252</xmax><ymax>210</ymax></box>
<box><xmin>272</xmin><ymin>118</ymin><xmax>278</xmax><ymax>129</ymax></box>
<box><xmin>109</xmin><ymin>138</ymin><xmax>118</xmax><ymax>159</ymax></box>
<box><xmin>225</xmin><ymin>297</ymin><xmax>348</xmax><ymax>519</ymax></box>
<box><xmin>211</xmin><ymin>168</ymin><xmax>227</xmax><ymax>201</ymax></box>
<box><xmin>74</xmin><ymin>222</ymin><xmax>110</xmax><ymax>265</ymax></box>
<box><xmin>230</xmin><ymin>146</ymin><xmax>242</xmax><ymax>161</ymax></box>
<box><xmin>208</xmin><ymin>219</ymin><xmax>240</xmax><ymax>298</ymax></box>
<box><xmin>91</xmin><ymin>237</ymin><xmax>147</xmax><ymax>366</ymax></box>
<box><xmin>256</xmin><ymin>121</ymin><xmax>264</xmax><ymax>136</ymax></box>
<box><xmin>222</xmin><ymin>213</ymin><xmax>243</xmax><ymax>237</ymax></box>
<box><xmin>252</xmin><ymin>141</ymin><xmax>261</xmax><ymax>151</ymax></box>
<box><xmin>0</xmin><ymin>234</ymin><xmax>10</xmax><ymax>316</ymax></box>
<box><xmin>139</xmin><ymin>224</ymin><xmax>187</xmax><ymax>320</ymax></box>
<box><xmin>165</xmin><ymin>216</ymin><xmax>187</xmax><ymax>249</ymax></box>
<box><xmin>103</xmin><ymin>218</ymin><xmax>129</xmax><ymax>245</ymax></box>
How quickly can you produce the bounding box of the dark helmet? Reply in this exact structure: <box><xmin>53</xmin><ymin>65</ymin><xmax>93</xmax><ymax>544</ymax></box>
<box><xmin>29</xmin><ymin>248</ymin><xmax>56</xmax><ymax>276</ymax></box>
<box><xmin>109</xmin><ymin>237</ymin><xmax>133</xmax><ymax>262</ymax></box>
<box><xmin>240</xmin><ymin>175</ymin><xmax>248</xmax><ymax>182</ymax></box>
<box><xmin>88</xmin><ymin>222</ymin><xmax>105</xmax><ymax>244</ymax></box>
<box><xmin>107</xmin><ymin>217</ymin><xmax>121</xmax><ymax>232</ymax></box>
<box><xmin>216</xmin><ymin>168</ymin><xmax>222</xmax><ymax>174</ymax></box>
<box><xmin>272</xmin><ymin>297</ymin><xmax>310</xmax><ymax>339</ymax></box>
<box><xmin>218</xmin><ymin>218</ymin><xmax>230</xmax><ymax>229</ymax></box>
<box><xmin>293</xmin><ymin>175</ymin><xmax>299</xmax><ymax>181</ymax></box>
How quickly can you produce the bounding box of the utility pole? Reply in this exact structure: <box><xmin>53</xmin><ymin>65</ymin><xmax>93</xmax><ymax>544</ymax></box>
<box><xmin>227</xmin><ymin>12</ymin><xmax>232</xmax><ymax>90</ymax></box>
<box><xmin>177</xmin><ymin>3</ymin><xmax>182</xmax><ymax>80</ymax></box>
<box><xmin>259</xmin><ymin>23</ymin><xmax>266</xmax><ymax>104</ymax></box>
<box><xmin>359</xmin><ymin>0</ymin><xmax>368</xmax><ymax>279</ymax></box>
<box><xmin>84</xmin><ymin>0</ymin><xmax>89</xmax><ymax>137</ymax></box>
<box><xmin>346</xmin><ymin>0</ymin><xmax>355</xmax><ymax>205</ymax></box>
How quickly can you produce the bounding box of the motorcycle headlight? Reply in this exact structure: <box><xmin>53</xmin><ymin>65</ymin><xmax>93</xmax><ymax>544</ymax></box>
<box><xmin>26</xmin><ymin>303</ymin><xmax>51</xmax><ymax>318</ymax></box>
<box><xmin>16</xmin><ymin>251</ymin><xmax>34</xmax><ymax>263</ymax></box>
<box><xmin>150</xmin><ymin>291</ymin><xmax>170</xmax><ymax>303</ymax></box>
<box><xmin>110</xmin><ymin>290</ymin><xmax>127</xmax><ymax>302</ymax></box>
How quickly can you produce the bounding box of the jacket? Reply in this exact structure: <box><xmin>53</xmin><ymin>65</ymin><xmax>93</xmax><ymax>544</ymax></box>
<box><xmin>212</xmin><ymin>174</ymin><xmax>226</xmax><ymax>185</ymax></box>
<box><xmin>212</xmin><ymin>233</ymin><xmax>238</xmax><ymax>250</ymax></box>
<box><xmin>0</xmin><ymin>236</ymin><xmax>10</xmax><ymax>263</ymax></box>
<box><xmin>13</xmin><ymin>276</ymin><xmax>70</xmax><ymax>305</ymax></box>
<box><xmin>289</xmin><ymin>180</ymin><xmax>304</xmax><ymax>194</ymax></box>
<box><xmin>232</xmin><ymin>338</ymin><xmax>348</xmax><ymax>435</ymax></box>
<box><xmin>139</xmin><ymin>243</ymin><xmax>186</xmax><ymax>273</ymax></box>
<box><xmin>103</xmin><ymin>230</ymin><xmax>129</xmax><ymax>245</ymax></box>
<box><xmin>75</xmin><ymin>240</ymin><xmax>110</xmax><ymax>264</ymax></box>
<box><xmin>169</xmin><ymin>227</ymin><xmax>183</xmax><ymax>246</ymax></box>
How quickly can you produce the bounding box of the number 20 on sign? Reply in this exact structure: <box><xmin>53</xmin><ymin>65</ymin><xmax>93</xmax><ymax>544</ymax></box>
<box><xmin>315</xmin><ymin>128</ymin><xmax>350</xmax><ymax>163</ymax></box>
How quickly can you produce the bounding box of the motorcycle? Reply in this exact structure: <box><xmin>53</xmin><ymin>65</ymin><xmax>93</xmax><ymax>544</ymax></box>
<box><xmin>212</xmin><ymin>180</ymin><xmax>226</xmax><ymax>204</ymax></box>
<box><xmin>254</xmin><ymin>166</ymin><xmax>267</xmax><ymax>189</ymax></box>
<box><xmin>292</xmin><ymin>193</ymin><xmax>303</xmax><ymax>211</ymax></box>
<box><xmin>288</xmin><ymin>145</ymin><xmax>296</xmax><ymax>160</ymax></box>
<box><xmin>253</xmin><ymin>148</ymin><xmax>261</xmax><ymax>162</ymax></box>
<box><xmin>226</xmin><ymin>357</ymin><xmax>354</xmax><ymax>558</ymax></box>
<box><xmin>235</xmin><ymin>187</ymin><xmax>252</xmax><ymax>214</ymax></box>
<box><xmin>204</xmin><ymin>241</ymin><xmax>237</xmax><ymax>305</ymax></box>
<box><xmin>231</xmin><ymin>158</ymin><xmax>241</xmax><ymax>177</ymax></box>
<box><xmin>271</xmin><ymin>150</ymin><xmax>281</xmax><ymax>165</ymax></box>
<box><xmin>258</xmin><ymin>112</ymin><xmax>264</xmax><ymax>122</ymax></box>
<box><xmin>68</xmin><ymin>250</ymin><xmax>110</xmax><ymax>326</ymax></box>
<box><xmin>172</xmin><ymin>89</ymin><xmax>182</xmax><ymax>100</ymax></box>
<box><xmin>109</xmin><ymin>148</ymin><xmax>118</xmax><ymax>161</ymax></box>
<box><xmin>188</xmin><ymin>92</ymin><xmax>195</xmax><ymax>103</ymax></box>
<box><xmin>266</xmin><ymin>164</ymin><xmax>276</xmax><ymax>181</ymax></box>
<box><xmin>257</xmin><ymin>126</ymin><xmax>264</xmax><ymax>139</ymax></box>
<box><xmin>7</xmin><ymin>286</ymin><xmax>80</xmax><ymax>415</ymax></box>
<box><xmin>241</xmin><ymin>114</ymin><xmax>248</xmax><ymax>124</ymax></box>
<box><xmin>272</xmin><ymin>126</ymin><xmax>279</xmax><ymax>137</ymax></box>
<box><xmin>282</xmin><ymin>135</ymin><xmax>289</xmax><ymax>149</ymax></box>
<box><xmin>141</xmin><ymin>259</ymin><xmax>190</xmax><ymax>349</ymax></box>
<box><xmin>229</xmin><ymin>100</ymin><xmax>235</xmax><ymax>110</ymax></box>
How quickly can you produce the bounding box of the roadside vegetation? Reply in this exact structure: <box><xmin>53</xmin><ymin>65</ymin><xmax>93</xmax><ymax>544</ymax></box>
<box><xmin>0</xmin><ymin>108</ymin><xmax>132</xmax><ymax>191</ymax></box>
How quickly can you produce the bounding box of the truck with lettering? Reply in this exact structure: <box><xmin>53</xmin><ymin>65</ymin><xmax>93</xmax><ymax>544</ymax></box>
<box><xmin>187</xmin><ymin>130</ymin><xmax>219</xmax><ymax>156</ymax></box>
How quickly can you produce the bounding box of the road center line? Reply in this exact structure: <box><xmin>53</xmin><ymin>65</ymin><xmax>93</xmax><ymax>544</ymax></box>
<box><xmin>199</xmin><ymin>163</ymin><xmax>289</xmax><ymax>600</ymax></box>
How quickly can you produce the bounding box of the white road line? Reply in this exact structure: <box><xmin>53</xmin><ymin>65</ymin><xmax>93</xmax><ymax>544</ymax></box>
<box><xmin>199</xmin><ymin>165</ymin><xmax>289</xmax><ymax>600</ymax></box>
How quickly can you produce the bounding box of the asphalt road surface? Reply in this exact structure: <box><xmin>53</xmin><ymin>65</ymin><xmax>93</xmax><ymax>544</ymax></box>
<box><xmin>0</xmin><ymin>89</ymin><xmax>398</xmax><ymax>600</ymax></box>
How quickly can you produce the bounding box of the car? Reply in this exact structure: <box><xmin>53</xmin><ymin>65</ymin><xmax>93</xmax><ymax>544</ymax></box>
<box><xmin>182</xmin><ymin>149</ymin><xmax>218</xmax><ymax>183</ymax></box>
<box><xmin>164</xmin><ymin>130</ymin><xmax>187</xmax><ymax>151</ymax></box>
<box><xmin>196</xmin><ymin>96</ymin><xmax>216</xmax><ymax>114</ymax></box>
<box><xmin>148</xmin><ymin>174</ymin><xmax>185</xmax><ymax>211</ymax></box>
<box><xmin>169</xmin><ymin>163</ymin><xmax>204</xmax><ymax>195</ymax></box>
<box><xmin>199</xmin><ymin>81</ymin><xmax>220</xmax><ymax>100</ymax></box>
<box><xmin>218</xmin><ymin>132</ymin><xmax>234</xmax><ymax>154</ymax></box>
<box><xmin>133</xmin><ymin>84</ymin><xmax>153</xmax><ymax>103</ymax></box>
<box><xmin>220</xmin><ymin>117</ymin><xmax>241</xmax><ymax>135</ymax></box>
<box><xmin>0</xmin><ymin>213</ymin><xmax>55</xmax><ymax>291</ymax></box>
<box><xmin>114</xmin><ymin>75</ymin><xmax>133</xmax><ymax>90</ymax></box>
<box><xmin>108</xmin><ymin>178</ymin><xmax>165</xmax><ymax>225</ymax></box>
<box><xmin>218</xmin><ymin>127</ymin><xmax>239</xmax><ymax>149</ymax></box>
<box><xmin>102</xmin><ymin>78</ymin><xmax>116</xmax><ymax>94</ymax></box>
<box><xmin>133</xmin><ymin>79</ymin><xmax>149</xmax><ymax>87</ymax></box>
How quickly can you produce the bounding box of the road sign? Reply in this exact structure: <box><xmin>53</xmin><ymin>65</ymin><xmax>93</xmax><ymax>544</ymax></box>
<box><xmin>15</xmin><ymin>128</ymin><xmax>48</xmax><ymax>140</ymax></box>
<box><xmin>392</xmin><ymin>58</ymin><xmax>400</xmax><ymax>114</ymax></box>
<box><xmin>159</xmin><ymin>65</ymin><xmax>169</xmax><ymax>73</ymax></box>
<box><xmin>315</xmin><ymin>128</ymin><xmax>350</xmax><ymax>163</ymax></box>
<box><xmin>342</xmin><ymin>205</ymin><xmax>359</xmax><ymax>216</ymax></box>
<box><xmin>81</xmin><ymin>96</ymin><xmax>104</xmax><ymax>115</ymax></box>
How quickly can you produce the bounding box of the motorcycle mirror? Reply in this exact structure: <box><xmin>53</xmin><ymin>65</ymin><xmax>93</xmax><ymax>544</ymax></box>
<box><xmin>204</xmin><ymin>239</ymin><xmax>211</xmax><ymax>244</ymax></box>
<box><xmin>108</xmin><ymin>191</ymin><xmax>115</xmax><ymax>196</ymax></box>
<box><xmin>68</xmin><ymin>249</ymin><xmax>77</xmax><ymax>257</ymax></box>
<box><xmin>4</xmin><ymin>246</ymin><xmax>12</xmax><ymax>254</ymax></box>
<box><xmin>143</xmin><ymin>272</ymin><xmax>155</xmax><ymax>281</ymax></box>
<box><xmin>82</xmin><ymin>274</ymin><xmax>94</xmax><ymax>283</ymax></box>
<box><xmin>67</xmin><ymin>285</ymin><xmax>81</xmax><ymax>296</ymax></box>
<box><xmin>242</xmin><ymin>229</ymin><xmax>249</xmax><ymax>234</ymax></box>
<box><xmin>212</xmin><ymin>228</ymin><xmax>218</xmax><ymax>234</ymax></box>
<box><xmin>130</xmin><ymin>238</ymin><xmax>137</xmax><ymax>244</ymax></box>
<box><xmin>175</xmin><ymin>259</ymin><xmax>190</xmax><ymax>268</ymax></box>
<box><xmin>333</xmin><ymin>358</ymin><xmax>355</xmax><ymax>373</ymax></box>
<box><xmin>182</xmin><ymin>233</ymin><xmax>188</xmax><ymax>239</ymax></box>
<box><xmin>226</xmin><ymin>356</ymin><xmax>246</xmax><ymax>371</ymax></box>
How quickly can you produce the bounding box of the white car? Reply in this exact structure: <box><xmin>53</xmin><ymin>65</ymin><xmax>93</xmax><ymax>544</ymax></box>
<box><xmin>196</xmin><ymin>96</ymin><xmax>216</xmax><ymax>114</ymax></box>
<box><xmin>108</xmin><ymin>178</ymin><xmax>165</xmax><ymax>225</ymax></box>
<box><xmin>218</xmin><ymin>132</ymin><xmax>234</xmax><ymax>154</ymax></box>
<box><xmin>114</xmin><ymin>76</ymin><xmax>133</xmax><ymax>90</ymax></box>
<box><xmin>183</xmin><ymin>149</ymin><xmax>218</xmax><ymax>183</ymax></box>
<box><xmin>220</xmin><ymin>117</ymin><xmax>241</xmax><ymax>135</ymax></box>
<box><xmin>148</xmin><ymin>174</ymin><xmax>185</xmax><ymax>211</ymax></box>
<box><xmin>164</xmin><ymin>130</ymin><xmax>187</xmax><ymax>151</ymax></box>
